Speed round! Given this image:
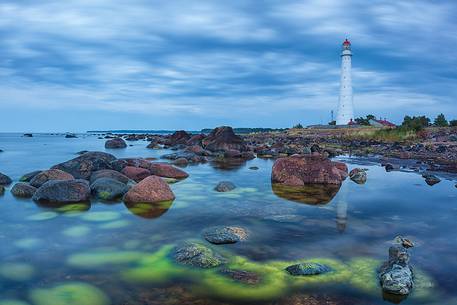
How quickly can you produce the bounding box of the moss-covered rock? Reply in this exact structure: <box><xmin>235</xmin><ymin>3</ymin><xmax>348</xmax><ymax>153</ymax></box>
<box><xmin>174</xmin><ymin>242</ymin><xmax>226</xmax><ymax>269</ymax></box>
<box><xmin>29</xmin><ymin>282</ymin><xmax>109</xmax><ymax>305</ymax></box>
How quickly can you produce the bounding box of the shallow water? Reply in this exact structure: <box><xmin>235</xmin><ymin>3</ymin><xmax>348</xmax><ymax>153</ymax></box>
<box><xmin>0</xmin><ymin>133</ymin><xmax>457</xmax><ymax>305</ymax></box>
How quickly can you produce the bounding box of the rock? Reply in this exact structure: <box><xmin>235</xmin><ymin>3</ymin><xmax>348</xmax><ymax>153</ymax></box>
<box><xmin>33</xmin><ymin>179</ymin><xmax>91</xmax><ymax>203</ymax></box>
<box><xmin>379</xmin><ymin>245</ymin><xmax>414</xmax><ymax>295</ymax></box>
<box><xmin>422</xmin><ymin>173</ymin><xmax>441</xmax><ymax>186</ymax></box>
<box><xmin>0</xmin><ymin>172</ymin><xmax>12</xmax><ymax>185</ymax></box>
<box><xmin>89</xmin><ymin>169</ymin><xmax>130</xmax><ymax>184</ymax></box>
<box><xmin>203</xmin><ymin>226</ymin><xmax>248</xmax><ymax>244</ymax></box>
<box><xmin>186</xmin><ymin>134</ymin><xmax>206</xmax><ymax>146</ymax></box>
<box><xmin>11</xmin><ymin>182</ymin><xmax>37</xmax><ymax>198</ymax></box>
<box><xmin>0</xmin><ymin>185</ymin><xmax>4</xmax><ymax>195</ymax></box>
<box><xmin>90</xmin><ymin>178</ymin><xmax>129</xmax><ymax>200</ymax></box>
<box><xmin>219</xmin><ymin>269</ymin><xmax>260</xmax><ymax>285</ymax></box>
<box><xmin>249</xmin><ymin>166</ymin><xmax>259</xmax><ymax>170</ymax></box>
<box><xmin>174</xmin><ymin>242</ymin><xmax>226</xmax><ymax>268</ymax></box>
<box><xmin>271</xmin><ymin>155</ymin><xmax>348</xmax><ymax>186</ymax></box>
<box><xmin>121</xmin><ymin>166</ymin><xmax>151</xmax><ymax>182</ymax></box>
<box><xmin>184</xmin><ymin>145</ymin><xmax>209</xmax><ymax>156</ymax></box>
<box><xmin>123</xmin><ymin>175</ymin><xmax>175</xmax><ymax>203</ymax></box>
<box><xmin>214</xmin><ymin>181</ymin><xmax>236</xmax><ymax>192</ymax></box>
<box><xmin>65</xmin><ymin>133</ymin><xmax>78</xmax><ymax>138</ymax></box>
<box><xmin>384</xmin><ymin>163</ymin><xmax>400</xmax><ymax>172</ymax></box>
<box><xmin>20</xmin><ymin>170</ymin><xmax>42</xmax><ymax>182</ymax></box>
<box><xmin>76</xmin><ymin>150</ymin><xmax>89</xmax><ymax>155</ymax></box>
<box><xmin>146</xmin><ymin>141</ymin><xmax>161</xmax><ymax>149</ymax></box>
<box><xmin>285</xmin><ymin>262</ymin><xmax>332</xmax><ymax>276</ymax></box>
<box><xmin>30</xmin><ymin>169</ymin><xmax>75</xmax><ymax>188</ymax></box>
<box><xmin>202</xmin><ymin>126</ymin><xmax>247</xmax><ymax>152</ymax></box>
<box><xmin>52</xmin><ymin>152</ymin><xmax>116</xmax><ymax>180</ymax></box>
<box><xmin>161</xmin><ymin>151</ymin><xmax>207</xmax><ymax>164</ymax></box>
<box><xmin>168</xmin><ymin>130</ymin><xmax>191</xmax><ymax>145</ymax></box>
<box><xmin>349</xmin><ymin>168</ymin><xmax>367</xmax><ymax>184</ymax></box>
<box><xmin>23</xmin><ymin>133</ymin><xmax>33</xmax><ymax>137</ymax></box>
<box><xmin>147</xmin><ymin>163</ymin><xmax>189</xmax><ymax>179</ymax></box>
<box><xmin>224</xmin><ymin>149</ymin><xmax>242</xmax><ymax>158</ymax></box>
<box><xmin>105</xmin><ymin>138</ymin><xmax>127</xmax><ymax>149</ymax></box>
<box><xmin>172</xmin><ymin>158</ymin><xmax>188</xmax><ymax>166</ymax></box>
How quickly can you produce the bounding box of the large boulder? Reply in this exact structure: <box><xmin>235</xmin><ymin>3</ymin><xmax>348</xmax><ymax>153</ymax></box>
<box><xmin>202</xmin><ymin>126</ymin><xmax>247</xmax><ymax>152</ymax></box>
<box><xmin>121</xmin><ymin>166</ymin><xmax>150</xmax><ymax>182</ymax></box>
<box><xmin>168</xmin><ymin>130</ymin><xmax>191</xmax><ymax>145</ymax></box>
<box><xmin>271</xmin><ymin>155</ymin><xmax>348</xmax><ymax>186</ymax></box>
<box><xmin>90</xmin><ymin>178</ymin><xmax>129</xmax><ymax>200</ymax></box>
<box><xmin>19</xmin><ymin>170</ymin><xmax>42</xmax><ymax>182</ymax></box>
<box><xmin>105</xmin><ymin>138</ymin><xmax>127</xmax><ymax>149</ymax></box>
<box><xmin>11</xmin><ymin>182</ymin><xmax>37</xmax><ymax>198</ymax></box>
<box><xmin>147</xmin><ymin>163</ymin><xmax>189</xmax><ymax>179</ymax></box>
<box><xmin>214</xmin><ymin>181</ymin><xmax>236</xmax><ymax>192</ymax></box>
<box><xmin>378</xmin><ymin>245</ymin><xmax>414</xmax><ymax>295</ymax></box>
<box><xmin>52</xmin><ymin>152</ymin><xmax>116</xmax><ymax>180</ymax></box>
<box><xmin>123</xmin><ymin>175</ymin><xmax>175</xmax><ymax>203</ymax></box>
<box><xmin>349</xmin><ymin>168</ymin><xmax>367</xmax><ymax>184</ymax></box>
<box><xmin>285</xmin><ymin>262</ymin><xmax>332</xmax><ymax>276</ymax></box>
<box><xmin>174</xmin><ymin>242</ymin><xmax>226</xmax><ymax>269</ymax></box>
<box><xmin>0</xmin><ymin>172</ymin><xmax>12</xmax><ymax>185</ymax></box>
<box><xmin>186</xmin><ymin>134</ymin><xmax>206</xmax><ymax>146</ymax></box>
<box><xmin>30</xmin><ymin>169</ymin><xmax>74</xmax><ymax>188</ymax></box>
<box><xmin>90</xmin><ymin>169</ymin><xmax>130</xmax><ymax>184</ymax></box>
<box><xmin>32</xmin><ymin>179</ymin><xmax>91</xmax><ymax>203</ymax></box>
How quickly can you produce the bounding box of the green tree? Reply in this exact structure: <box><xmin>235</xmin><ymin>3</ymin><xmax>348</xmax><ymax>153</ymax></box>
<box><xmin>355</xmin><ymin>114</ymin><xmax>376</xmax><ymax>126</ymax></box>
<box><xmin>433</xmin><ymin>113</ymin><xmax>448</xmax><ymax>127</ymax></box>
<box><xmin>401</xmin><ymin>115</ymin><xmax>430</xmax><ymax>131</ymax></box>
<box><xmin>328</xmin><ymin>120</ymin><xmax>336</xmax><ymax>125</ymax></box>
<box><xmin>449</xmin><ymin>119</ymin><xmax>457</xmax><ymax>127</ymax></box>
<box><xmin>293</xmin><ymin>123</ymin><xmax>303</xmax><ymax>129</ymax></box>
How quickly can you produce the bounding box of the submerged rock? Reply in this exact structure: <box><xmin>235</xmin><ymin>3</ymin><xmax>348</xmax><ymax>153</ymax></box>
<box><xmin>174</xmin><ymin>242</ymin><xmax>226</xmax><ymax>268</ymax></box>
<box><xmin>422</xmin><ymin>173</ymin><xmax>441</xmax><ymax>186</ymax></box>
<box><xmin>271</xmin><ymin>155</ymin><xmax>348</xmax><ymax>186</ymax></box>
<box><xmin>0</xmin><ymin>185</ymin><xmax>4</xmax><ymax>196</ymax></box>
<box><xmin>203</xmin><ymin>226</ymin><xmax>248</xmax><ymax>244</ymax></box>
<box><xmin>121</xmin><ymin>166</ymin><xmax>150</xmax><ymax>182</ymax></box>
<box><xmin>105</xmin><ymin>137</ymin><xmax>127</xmax><ymax>149</ymax></box>
<box><xmin>214</xmin><ymin>181</ymin><xmax>236</xmax><ymax>192</ymax></box>
<box><xmin>349</xmin><ymin>168</ymin><xmax>367</xmax><ymax>184</ymax></box>
<box><xmin>30</xmin><ymin>169</ymin><xmax>74</xmax><ymax>188</ymax></box>
<box><xmin>285</xmin><ymin>262</ymin><xmax>332</xmax><ymax>276</ymax></box>
<box><xmin>123</xmin><ymin>175</ymin><xmax>175</xmax><ymax>203</ymax></box>
<box><xmin>11</xmin><ymin>183</ymin><xmax>37</xmax><ymax>198</ymax></box>
<box><xmin>249</xmin><ymin>166</ymin><xmax>259</xmax><ymax>170</ymax></box>
<box><xmin>0</xmin><ymin>172</ymin><xmax>12</xmax><ymax>185</ymax></box>
<box><xmin>219</xmin><ymin>269</ymin><xmax>261</xmax><ymax>285</ymax></box>
<box><xmin>19</xmin><ymin>170</ymin><xmax>42</xmax><ymax>182</ymax></box>
<box><xmin>378</xmin><ymin>245</ymin><xmax>414</xmax><ymax>295</ymax></box>
<box><xmin>33</xmin><ymin>179</ymin><xmax>91</xmax><ymax>204</ymax></box>
<box><xmin>90</xmin><ymin>178</ymin><xmax>129</xmax><ymax>201</ymax></box>
<box><xmin>52</xmin><ymin>151</ymin><xmax>116</xmax><ymax>180</ymax></box>
<box><xmin>29</xmin><ymin>282</ymin><xmax>109</xmax><ymax>305</ymax></box>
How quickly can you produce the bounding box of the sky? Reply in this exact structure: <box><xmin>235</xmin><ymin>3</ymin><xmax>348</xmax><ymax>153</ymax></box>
<box><xmin>0</xmin><ymin>0</ymin><xmax>456</xmax><ymax>132</ymax></box>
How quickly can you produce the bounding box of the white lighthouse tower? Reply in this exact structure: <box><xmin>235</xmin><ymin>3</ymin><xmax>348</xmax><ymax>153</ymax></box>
<box><xmin>336</xmin><ymin>39</ymin><xmax>354</xmax><ymax>125</ymax></box>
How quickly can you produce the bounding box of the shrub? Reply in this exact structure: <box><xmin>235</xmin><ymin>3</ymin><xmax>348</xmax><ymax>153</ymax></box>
<box><xmin>433</xmin><ymin>113</ymin><xmax>448</xmax><ymax>127</ymax></box>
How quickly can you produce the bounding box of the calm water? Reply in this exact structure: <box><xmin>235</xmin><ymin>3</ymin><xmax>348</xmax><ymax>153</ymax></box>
<box><xmin>0</xmin><ymin>133</ymin><xmax>456</xmax><ymax>305</ymax></box>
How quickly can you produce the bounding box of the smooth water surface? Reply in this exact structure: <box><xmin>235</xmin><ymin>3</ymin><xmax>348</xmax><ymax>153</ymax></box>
<box><xmin>0</xmin><ymin>133</ymin><xmax>456</xmax><ymax>305</ymax></box>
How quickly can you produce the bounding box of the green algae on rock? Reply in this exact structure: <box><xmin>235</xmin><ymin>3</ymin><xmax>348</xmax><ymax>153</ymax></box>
<box><xmin>0</xmin><ymin>263</ymin><xmax>35</xmax><ymax>281</ymax></box>
<box><xmin>29</xmin><ymin>282</ymin><xmax>109</xmax><ymax>305</ymax></box>
<box><xmin>80</xmin><ymin>211</ymin><xmax>121</xmax><ymax>222</ymax></box>
<box><xmin>174</xmin><ymin>242</ymin><xmax>226</xmax><ymax>268</ymax></box>
<box><xmin>56</xmin><ymin>203</ymin><xmax>90</xmax><ymax>215</ymax></box>
<box><xmin>67</xmin><ymin>250</ymin><xmax>145</xmax><ymax>268</ymax></box>
<box><xmin>26</xmin><ymin>211</ymin><xmax>58</xmax><ymax>221</ymax></box>
<box><xmin>62</xmin><ymin>225</ymin><xmax>91</xmax><ymax>237</ymax></box>
<box><xmin>124</xmin><ymin>201</ymin><xmax>172</xmax><ymax>219</ymax></box>
<box><xmin>347</xmin><ymin>258</ymin><xmax>380</xmax><ymax>294</ymax></box>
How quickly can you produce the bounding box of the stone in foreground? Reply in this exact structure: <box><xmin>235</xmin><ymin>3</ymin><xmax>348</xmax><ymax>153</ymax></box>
<box><xmin>90</xmin><ymin>169</ymin><xmax>130</xmax><ymax>184</ymax></box>
<box><xmin>378</xmin><ymin>245</ymin><xmax>414</xmax><ymax>295</ymax></box>
<box><xmin>214</xmin><ymin>181</ymin><xmax>236</xmax><ymax>192</ymax></box>
<box><xmin>0</xmin><ymin>172</ymin><xmax>12</xmax><ymax>185</ymax></box>
<box><xmin>11</xmin><ymin>182</ymin><xmax>37</xmax><ymax>198</ymax></box>
<box><xmin>285</xmin><ymin>262</ymin><xmax>332</xmax><ymax>276</ymax></box>
<box><xmin>174</xmin><ymin>242</ymin><xmax>226</xmax><ymax>268</ymax></box>
<box><xmin>90</xmin><ymin>178</ymin><xmax>129</xmax><ymax>201</ymax></box>
<box><xmin>349</xmin><ymin>168</ymin><xmax>367</xmax><ymax>184</ymax></box>
<box><xmin>52</xmin><ymin>152</ymin><xmax>116</xmax><ymax>180</ymax></box>
<box><xmin>202</xmin><ymin>126</ymin><xmax>247</xmax><ymax>152</ymax></box>
<box><xmin>33</xmin><ymin>179</ymin><xmax>91</xmax><ymax>204</ymax></box>
<box><xmin>30</xmin><ymin>169</ymin><xmax>74</xmax><ymax>188</ymax></box>
<box><xmin>121</xmin><ymin>166</ymin><xmax>150</xmax><ymax>182</ymax></box>
<box><xmin>203</xmin><ymin>226</ymin><xmax>248</xmax><ymax>244</ymax></box>
<box><xmin>272</xmin><ymin>154</ymin><xmax>348</xmax><ymax>186</ymax></box>
<box><xmin>123</xmin><ymin>175</ymin><xmax>175</xmax><ymax>203</ymax></box>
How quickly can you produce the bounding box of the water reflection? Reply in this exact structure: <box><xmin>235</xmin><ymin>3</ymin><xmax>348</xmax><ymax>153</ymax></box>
<box><xmin>209</xmin><ymin>158</ymin><xmax>247</xmax><ymax>171</ymax></box>
<box><xmin>336</xmin><ymin>184</ymin><xmax>348</xmax><ymax>233</ymax></box>
<box><xmin>124</xmin><ymin>201</ymin><xmax>173</xmax><ymax>219</ymax></box>
<box><xmin>271</xmin><ymin>183</ymin><xmax>341</xmax><ymax>205</ymax></box>
<box><xmin>34</xmin><ymin>201</ymin><xmax>91</xmax><ymax>213</ymax></box>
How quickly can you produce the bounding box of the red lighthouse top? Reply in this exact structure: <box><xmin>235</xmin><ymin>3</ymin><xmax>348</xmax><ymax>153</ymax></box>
<box><xmin>343</xmin><ymin>39</ymin><xmax>351</xmax><ymax>45</ymax></box>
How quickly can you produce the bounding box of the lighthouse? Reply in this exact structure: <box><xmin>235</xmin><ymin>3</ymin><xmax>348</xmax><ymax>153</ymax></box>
<box><xmin>336</xmin><ymin>39</ymin><xmax>354</xmax><ymax>125</ymax></box>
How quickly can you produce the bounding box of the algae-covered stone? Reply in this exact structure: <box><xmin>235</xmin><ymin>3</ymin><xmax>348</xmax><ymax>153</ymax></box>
<box><xmin>29</xmin><ymin>282</ymin><xmax>109</xmax><ymax>305</ymax></box>
<box><xmin>285</xmin><ymin>262</ymin><xmax>332</xmax><ymax>276</ymax></box>
<box><xmin>0</xmin><ymin>263</ymin><xmax>35</xmax><ymax>281</ymax></box>
<box><xmin>203</xmin><ymin>226</ymin><xmax>248</xmax><ymax>244</ymax></box>
<box><xmin>214</xmin><ymin>181</ymin><xmax>236</xmax><ymax>192</ymax></box>
<box><xmin>11</xmin><ymin>183</ymin><xmax>37</xmax><ymax>198</ymax></box>
<box><xmin>174</xmin><ymin>242</ymin><xmax>226</xmax><ymax>268</ymax></box>
<box><xmin>90</xmin><ymin>177</ymin><xmax>128</xmax><ymax>201</ymax></box>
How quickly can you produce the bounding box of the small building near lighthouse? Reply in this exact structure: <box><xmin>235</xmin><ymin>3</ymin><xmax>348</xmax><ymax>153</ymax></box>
<box><xmin>336</xmin><ymin>39</ymin><xmax>354</xmax><ymax>125</ymax></box>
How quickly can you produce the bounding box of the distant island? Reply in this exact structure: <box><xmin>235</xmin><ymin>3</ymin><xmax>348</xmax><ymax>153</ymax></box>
<box><xmin>87</xmin><ymin>127</ymin><xmax>286</xmax><ymax>135</ymax></box>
